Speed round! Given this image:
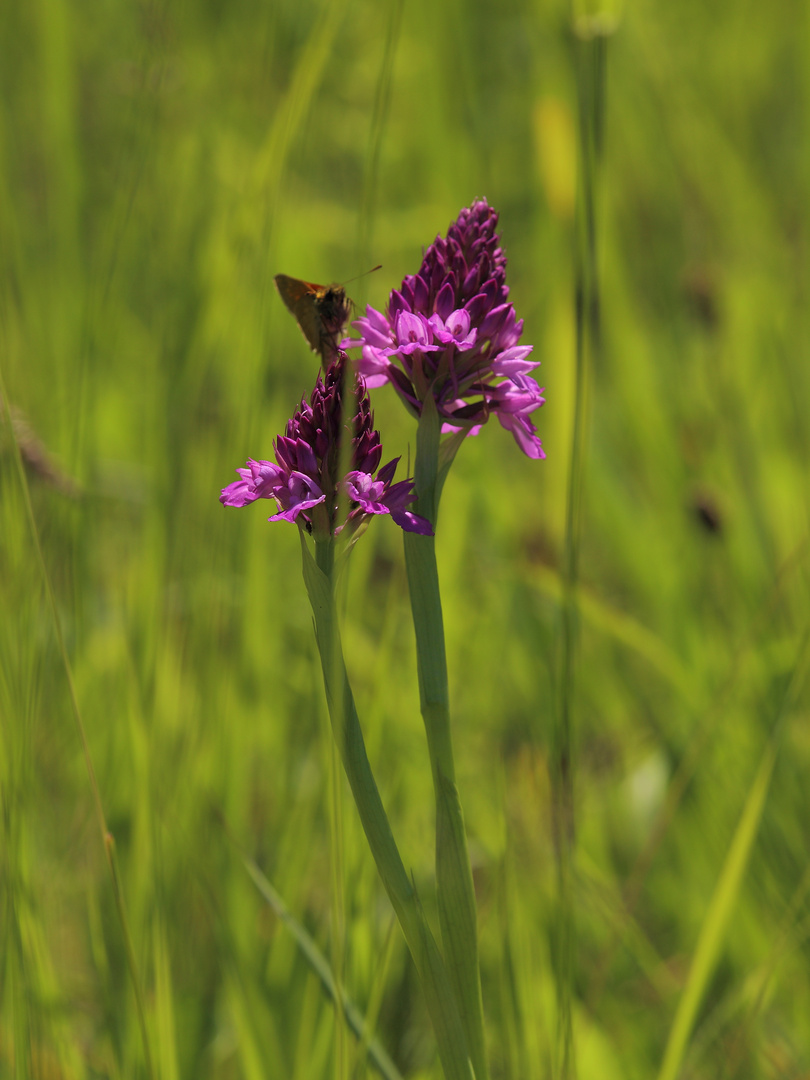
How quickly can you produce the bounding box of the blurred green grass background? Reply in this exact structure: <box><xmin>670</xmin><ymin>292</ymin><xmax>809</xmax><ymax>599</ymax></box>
<box><xmin>1</xmin><ymin>0</ymin><xmax>809</xmax><ymax>1077</ymax></box>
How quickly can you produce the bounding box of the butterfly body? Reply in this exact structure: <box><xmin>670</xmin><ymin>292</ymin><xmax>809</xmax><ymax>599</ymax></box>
<box><xmin>274</xmin><ymin>274</ymin><xmax>351</xmax><ymax>362</ymax></box>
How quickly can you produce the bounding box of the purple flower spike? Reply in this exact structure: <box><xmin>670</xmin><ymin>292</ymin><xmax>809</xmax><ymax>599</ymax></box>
<box><xmin>220</xmin><ymin>353</ymin><xmax>432</xmax><ymax>539</ymax></box>
<box><xmin>347</xmin><ymin>200</ymin><xmax>545</xmax><ymax>458</ymax></box>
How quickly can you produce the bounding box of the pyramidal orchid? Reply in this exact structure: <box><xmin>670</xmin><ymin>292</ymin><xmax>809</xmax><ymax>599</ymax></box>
<box><xmin>220</xmin><ymin>353</ymin><xmax>432</xmax><ymax>540</ymax></box>
<box><xmin>219</xmin><ymin>206</ymin><xmax>545</xmax><ymax>1080</ymax></box>
<box><xmin>348</xmin><ymin>199</ymin><xmax>546</xmax><ymax>459</ymax></box>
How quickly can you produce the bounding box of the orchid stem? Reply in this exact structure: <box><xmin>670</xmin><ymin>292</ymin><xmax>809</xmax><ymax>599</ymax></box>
<box><xmin>403</xmin><ymin>401</ymin><xmax>490</xmax><ymax>1080</ymax></box>
<box><xmin>304</xmin><ymin>535</ymin><xmax>474</xmax><ymax>1080</ymax></box>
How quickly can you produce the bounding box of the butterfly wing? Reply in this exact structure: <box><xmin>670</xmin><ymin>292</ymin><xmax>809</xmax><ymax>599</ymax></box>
<box><xmin>274</xmin><ymin>274</ymin><xmax>324</xmax><ymax>353</ymax></box>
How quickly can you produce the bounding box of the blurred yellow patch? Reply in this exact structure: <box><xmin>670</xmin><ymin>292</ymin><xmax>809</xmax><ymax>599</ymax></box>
<box><xmin>533</xmin><ymin>97</ymin><xmax>577</xmax><ymax>220</ymax></box>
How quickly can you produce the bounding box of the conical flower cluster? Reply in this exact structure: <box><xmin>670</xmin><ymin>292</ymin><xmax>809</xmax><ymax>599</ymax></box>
<box><xmin>348</xmin><ymin>200</ymin><xmax>545</xmax><ymax>458</ymax></box>
<box><xmin>221</xmin><ymin>354</ymin><xmax>432</xmax><ymax>538</ymax></box>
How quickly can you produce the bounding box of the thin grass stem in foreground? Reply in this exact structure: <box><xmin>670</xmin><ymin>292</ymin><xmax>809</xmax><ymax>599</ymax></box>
<box><xmin>553</xmin><ymin>18</ymin><xmax>610</xmax><ymax>1078</ymax></box>
<box><xmin>237</xmin><ymin>845</ymin><xmax>405</xmax><ymax>1080</ymax></box>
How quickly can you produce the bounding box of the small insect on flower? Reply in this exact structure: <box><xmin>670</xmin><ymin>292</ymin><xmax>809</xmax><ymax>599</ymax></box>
<box><xmin>274</xmin><ymin>274</ymin><xmax>351</xmax><ymax>360</ymax></box>
<box><xmin>275</xmin><ymin>268</ymin><xmax>381</xmax><ymax>367</ymax></box>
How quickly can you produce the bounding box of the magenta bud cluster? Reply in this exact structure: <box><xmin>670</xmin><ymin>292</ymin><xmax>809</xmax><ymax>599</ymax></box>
<box><xmin>220</xmin><ymin>353</ymin><xmax>432</xmax><ymax>539</ymax></box>
<box><xmin>347</xmin><ymin>200</ymin><xmax>545</xmax><ymax>459</ymax></box>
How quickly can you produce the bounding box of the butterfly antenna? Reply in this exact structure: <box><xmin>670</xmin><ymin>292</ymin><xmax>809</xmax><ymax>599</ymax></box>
<box><xmin>340</xmin><ymin>265</ymin><xmax>382</xmax><ymax>287</ymax></box>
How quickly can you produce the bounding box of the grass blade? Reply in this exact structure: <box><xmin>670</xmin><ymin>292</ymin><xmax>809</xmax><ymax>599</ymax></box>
<box><xmin>656</xmin><ymin>634</ymin><xmax>810</xmax><ymax>1080</ymax></box>
<box><xmin>240</xmin><ymin>850</ymin><xmax>404</xmax><ymax>1080</ymax></box>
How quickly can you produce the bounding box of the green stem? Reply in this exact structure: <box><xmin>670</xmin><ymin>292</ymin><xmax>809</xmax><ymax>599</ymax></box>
<box><xmin>304</xmin><ymin>535</ymin><xmax>474</xmax><ymax>1080</ymax></box>
<box><xmin>403</xmin><ymin>401</ymin><xmax>490</xmax><ymax>1080</ymax></box>
<box><xmin>553</xmin><ymin>20</ymin><xmax>609</xmax><ymax>1080</ymax></box>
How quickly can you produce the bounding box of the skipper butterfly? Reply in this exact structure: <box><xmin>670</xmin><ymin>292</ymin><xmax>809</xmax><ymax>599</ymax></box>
<box><xmin>274</xmin><ymin>274</ymin><xmax>351</xmax><ymax>362</ymax></box>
